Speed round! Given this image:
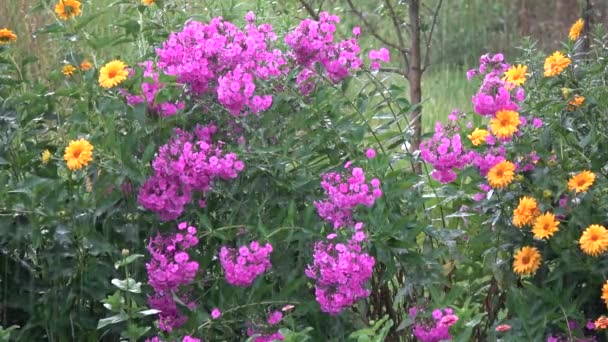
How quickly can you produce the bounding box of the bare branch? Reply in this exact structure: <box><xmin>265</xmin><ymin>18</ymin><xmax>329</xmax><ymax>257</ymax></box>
<box><xmin>344</xmin><ymin>0</ymin><xmax>407</xmax><ymax>54</ymax></box>
<box><xmin>297</xmin><ymin>0</ymin><xmax>320</xmax><ymax>20</ymax></box>
<box><xmin>378</xmin><ymin>66</ymin><xmax>409</xmax><ymax>78</ymax></box>
<box><xmin>384</xmin><ymin>0</ymin><xmax>410</xmax><ymax>70</ymax></box>
<box><xmin>421</xmin><ymin>0</ymin><xmax>443</xmax><ymax>73</ymax></box>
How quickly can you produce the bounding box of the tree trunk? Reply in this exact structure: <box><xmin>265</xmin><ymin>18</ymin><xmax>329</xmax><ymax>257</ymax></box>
<box><xmin>408</xmin><ymin>0</ymin><xmax>422</xmax><ymax>174</ymax></box>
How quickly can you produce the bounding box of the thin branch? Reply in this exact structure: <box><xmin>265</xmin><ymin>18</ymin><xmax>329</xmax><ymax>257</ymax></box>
<box><xmin>378</xmin><ymin>66</ymin><xmax>408</xmax><ymax>78</ymax></box>
<box><xmin>421</xmin><ymin>0</ymin><xmax>443</xmax><ymax>73</ymax></box>
<box><xmin>297</xmin><ymin>0</ymin><xmax>320</xmax><ymax>20</ymax></box>
<box><xmin>384</xmin><ymin>0</ymin><xmax>410</xmax><ymax>70</ymax></box>
<box><xmin>344</xmin><ymin>0</ymin><xmax>407</xmax><ymax>54</ymax></box>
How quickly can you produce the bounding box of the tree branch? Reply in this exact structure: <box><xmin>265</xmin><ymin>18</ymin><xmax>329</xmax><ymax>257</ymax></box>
<box><xmin>378</xmin><ymin>66</ymin><xmax>408</xmax><ymax>78</ymax></box>
<box><xmin>421</xmin><ymin>0</ymin><xmax>443</xmax><ymax>73</ymax></box>
<box><xmin>297</xmin><ymin>0</ymin><xmax>320</xmax><ymax>20</ymax></box>
<box><xmin>344</xmin><ymin>0</ymin><xmax>408</xmax><ymax>54</ymax></box>
<box><xmin>384</xmin><ymin>0</ymin><xmax>410</xmax><ymax>70</ymax></box>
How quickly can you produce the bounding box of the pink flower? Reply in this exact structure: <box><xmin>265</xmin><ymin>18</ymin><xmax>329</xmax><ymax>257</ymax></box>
<box><xmin>267</xmin><ymin>311</ymin><xmax>283</xmax><ymax>325</ymax></box>
<box><xmin>352</xmin><ymin>26</ymin><xmax>361</xmax><ymax>36</ymax></box>
<box><xmin>211</xmin><ymin>308</ymin><xmax>221</xmax><ymax>319</ymax></box>
<box><xmin>495</xmin><ymin>324</ymin><xmax>511</xmax><ymax>332</ymax></box>
<box><xmin>365</xmin><ymin>148</ymin><xmax>376</xmax><ymax>159</ymax></box>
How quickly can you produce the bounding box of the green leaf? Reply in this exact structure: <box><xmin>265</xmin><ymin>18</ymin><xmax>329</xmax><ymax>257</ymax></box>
<box><xmin>114</xmin><ymin>254</ymin><xmax>144</xmax><ymax>269</ymax></box>
<box><xmin>97</xmin><ymin>313</ymin><xmax>128</xmax><ymax>329</ymax></box>
<box><xmin>111</xmin><ymin>278</ymin><xmax>142</xmax><ymax>293</ymax></box>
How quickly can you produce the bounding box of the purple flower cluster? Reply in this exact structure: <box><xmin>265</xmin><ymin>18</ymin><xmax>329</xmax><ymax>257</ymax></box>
<box><xmin>284</xmin><ymin>12</ymin><xmax>362</xmax><ymax>92</ymax></box>
<box><xmin>305</xmin><ymin>233</ymin><xmax>375</xmax><ymax>315</ymax></box>
<box><xmin>420</xmin><ymin>121</ymin><xmax>474</xmax><ymax>184</ymax></box>
<box><xmin>219</xmin><ymin>241</ymin><xmax>273</xmax><ymax>287</ymax></box>
<box><xmin>155</xmin><ymin>15</ymin><xmax>286</xmax><ymax>115</ymax></box>
<box><xmin>145</xmin><ymin>336</ymin><xmax>200</xmax><ymax>342</ymax></box>
<box><xmin>469</xmin><ymin>53</ymin><xmax>524</xmax><ymax>117</ymax></box>
<box><xmin>124</xmin><ymin>60</ymin><xmax>185</xmax><ymax>117</ymax></box>
<box><xmin>138</xmin><ymin>124</ymin><xmax>244</xmax><ymax>220</ymax></box>
<box><xmin>410</xmin><ymin>307</ymin><xmax>459</xmax><ymax>342</ymax></box>
<box><xmin>314</xmin><ymin>165</ymin><xmax>382</xmax><ymax>229</ymax></box>
<box><xmin>146</xmin><ymin>222</ymin><xmax>200</xmax><ymax>332</ymax></box>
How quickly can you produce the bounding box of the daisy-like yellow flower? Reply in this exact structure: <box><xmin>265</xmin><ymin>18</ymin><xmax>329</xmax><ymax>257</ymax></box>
<box><xmin>41</xmin><ymin>149</ymin><xmax>52</xmax><ymax>164</ymax></box>
<box><xmin>601</xmin><ymin>280</ymin><xmax>608</xmax><ymax>309</ymax></box>
<box><xmin>569</xmin><ymin>19</ymin><xmax>584</xmax><ymax>41</ymax></box>
<box><xmin>142</xmin><ymin>0</ymin><xmax>155</xmax><ymax>5</ymax></box>
<box><xmin>512</xmin><ymin>246</ymin><xmax>541</xmax><ymax>276</ymax></box>
<box><xmin>54</xmin><ymin>0</ymin><xmax>82</xmax><ymax>20</ymax></box>
<box><xmin>467</xmin><ymin>128</ymin><xmax>490</xmax><ymax>146</ymax></box>
<box><xmin>62</xmin><ymin>64</ymin><xmax>77</xmax><ymax>77</ymax></box>
<box><xmin>579</xmin><ymin>224</ymin><xmax>608</xmax><ymax>257</ymax></box>
<box><xmin>490</xmin><ymin>110</ymin><xmax>521</xmax><ymax>139</ymax></box>
<box><xmin>80</xmin><ymin>60</ymin><xmax>92</xmax><ymax>71</ymax></box>
<box><xmin>513</xmin><ymin>196</ymin><xmax>540</xmax><ymax>228</ymax></box>
<box><xmin>596</xmin><ymin>316</ymin><xmax>608</xmax><ymax>330</ymax></box>
<box><xmin>544</xmin><ymin>51</ymin><xmax>571</xmax><ymax>77</ymax></box>
<box><xmin>64</xmin><ymin>138</ymin><xmax>94</xmax><ymax>171</ymax></box>
<box><xmin>487</xmin><ymin>160</ymin><xmax>516</xmax><ymax>189</ymax></box>
<box><xmin>532</xmin><ymin>212</ymin><xmax>560</xmax><ymax>239</ymax></box>
<box><xmin>503</xmin><ymin>64</ymin><xmax>527</xmax><ymax>86</ymax></box>
<box><xmin>568</xmin><ymin>170</ymin><xmax>595</xmax><ymax>193</ymax></box>
<box><xmin>0</xmin><ymin>28</ymin><xmax>17</xmax><ymax>45</ymax></box>
<box><xmin>98</xmin><ymin>60</ymin><xmax>128</xmax><ymax>88</ymax></box>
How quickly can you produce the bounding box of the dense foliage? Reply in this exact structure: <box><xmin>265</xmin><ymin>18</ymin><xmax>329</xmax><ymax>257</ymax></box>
<box><xmin>2</xmin><ymin>1</ymin><xmax>608</xmax><ymax>342</ymax></box>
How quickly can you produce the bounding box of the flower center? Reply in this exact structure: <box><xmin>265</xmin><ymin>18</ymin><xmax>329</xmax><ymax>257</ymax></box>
<box><xmin>591</xmin><ymin>234</ymin><xmax>599</xmax><ymax>242</ymax></box>
<box><xmin>73</xmin><ymin>149</ymin><xmax>82</xmax><ymax>158</ymax></box>
<box><xmin>495</xmin><ymin>169</ymin><xmax>504</xmax><ymax>178</ymax></box>
<box><xmin>108</xmin><ymin>69</ymin><xmax>117</xmax><ymax>78</ymax></box>
<box><xmin>522</xmin><ymin>256</ymin><xmax>530</xmax><ymax>264</ymax></box>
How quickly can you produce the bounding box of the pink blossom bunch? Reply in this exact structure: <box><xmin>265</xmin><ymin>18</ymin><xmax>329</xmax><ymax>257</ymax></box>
<box><xmin>138</xmin><ymin>124</ymin><xmax>245</xmax><ymax>220</ymax></box>
<box><xmin>411</xmin><ymin>307</ymin><xmax>459</xmax><ymax>342</ymax></box>
<box><xmin>124</xmin><ymin>60</ymin><xmax>185</xmax><ymax>117</ymax></box>
<box><xmin>305</xmin><ymin>236</ymin><xmax>375</xmax><ymax>315</ymax></box>
<box><xmin>420</xmin><ymin>121</ymin><xmax>475</xmax><ymax>184</ymax></box>
<box><xmin>146</xmin><ymin>222</ymin><xmax>200</xmax><ymax>332</ymax></box>
<box><xmin>155</xmin><ymin>16</ymin><xmax>286</xmax><ymax>115</ymax></box>
<box><xmin>284</xmin><ymin>12</ymin><xmax>362</xmax><ymax>92</ymax></box>
<box><xmin>219</xmin><ymin>241</ymin><xmax>273</xmax><ymax>287</ymax></box>
<box><xmin>368</xmin><ymin>47</ymin><xmax>390</xmax><ymax>70</ymax></box>
<box><xmin>146</xmin><ymin>336</ymin><xmax>200</xmax><ymax>342</ymax></box>
<box><xmin>314</xmin><ymin>166</ymin><xmax>382</xmax><ymax>229</ymax></box>
<box><xmin>469</xmin><ymin>53</ymin><xmax>524</xmax><ymax>116</ymax></box>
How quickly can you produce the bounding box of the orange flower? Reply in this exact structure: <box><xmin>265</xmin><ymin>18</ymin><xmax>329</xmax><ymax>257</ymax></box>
<box><xmin>567</xmin><ymin>95</ymin><xmax>585</xmax><ymax>111</ymax></box>
<box><xmin>0</xmin><ymin>28</ymin><xmax>17</xmax><ymax>45</ymax></box>
<box><xmin>80</xmin><ymin>60</ymin><xmax>92</xmax><ymax>71</ymax></box>
<box><xmin>568</xmin><ymin>171</ymin><xmax>595</xmax><ymax>193</ymax></box>
<box><xmin>544</xmin><ymin>51</ymin><xmax>571</xmax><ymax>77</ymax></box>
<box><xmin>487</xmin><ymin>160</ymin><xmax>516</xmax><ymax>189</ymax></box>
<box><xmin>54</xmin><ymin>0</ymin><xmax>82</xmax><ymax>20</ymax></box>
<box><xmin>503</xmin><ymin>64</ymin><xmax>527</xmax><ymax>86</ymax></box>
<box><xmin>490</xmin><ymin>110</ymin><xmax>521</xmax><ymax>139</ymax></box>
<box><xmin>569</xmin><ymin>19</ymin><xmax>584</xmax><ymax>41</ymax></box>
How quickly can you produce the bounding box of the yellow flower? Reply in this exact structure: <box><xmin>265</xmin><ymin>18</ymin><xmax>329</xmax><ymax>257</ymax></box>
<box><xmin>544</xmin><ymin>51</ymin><xmax>571</xmax><ymax>77</ymax></box>
<box><xmin>467</xmin><ymin>128</ymin><xmax>490</xmax><ymax>146</ymax></box>
<box><xmin>569</xmin><ymin>18</ymin><xmax>584</xmax><ymax>41</ymax></box>
<box><xmin>595</xmin><ymin>316</ymin><xmax>608</xmax><ymax>330</ymax></box>
<box><xmin>99</xmin><ymin>60</ymin><xmax>129</xmax><ymax>88</ymax></box>
<box><xmin>54</xmin><ymin>0</ymin><xmax>82</xmax><ymax>20</ymax></box>
<box><xmin>490</xmin><ymin>110</ymin><xmax>521</xmax><ymax>139</ymax></box>
<box><xmin>64</xmin><ymin>138</ymin><xmax>94</xmax><ymax>171</ymax></box>
<box><xmin>579</xmin><ymin>224</ymin><xmax>608</xmax><ymax>257</ymax></box>
<box><xmin>80</xmin><ymin>60</ymin><xmax>92</xmax><ymax>71</ymax></box>
<box><xmin>532</xmin><ymin>212</ymin><xmax>560</xmax><ymax>239</ymax></box>
<box><xmin>512</xmin><ymin>246</ymin><xmax>541</xmax><ymax>276</ymax></box>
<box><xmin>567</xmin><ymin>95</ymin><xmax>585</xmax><ymax>111</ymax></box>
<box><xmin>487</xmin><ymin>160</ymin><xmax>516</xmax><ymax>189</ymax></box>
<box><xmin>41</xmin><ymin>149</ymin><xmax>52</xmax><ymax>164</ymax></box>
<box><xmin>568</xmin><ymin>170</ymin><xmax>595</xmax><ymax>193</ymax></box>
<box><xmin>502</xmin><ymin>64</ymin><xmax>527</xmax><ymax>86</ymax></box>
<box><xmin>62</xmin><ymin>64</ymin><xmax>77</xmax><ymax>77</ymax></box>
<box><xmin>512</xmin><ymin>196</ymin><xmax>539</xmax><ymax>228</ymax></box>
<box><xmin>0</xmin><ymin>28</ymin><xmax>17</xmax><ymax>45</ymax></box>
<box><xmin>601</xmin><ymin>280</ymin><xmax>608</xmax><ymax>309</ymax></box>
<box><xmin>142</xmin><ymin>0</ymin><xmax>155</xmax><ymax>5</ymax></box>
